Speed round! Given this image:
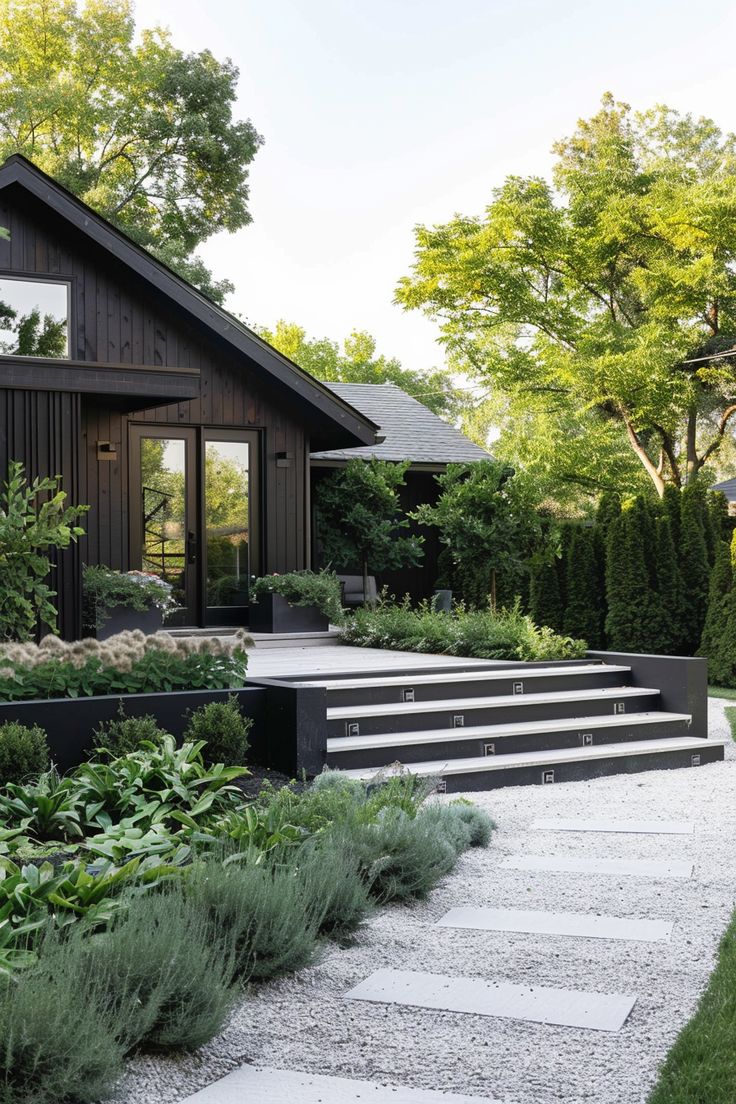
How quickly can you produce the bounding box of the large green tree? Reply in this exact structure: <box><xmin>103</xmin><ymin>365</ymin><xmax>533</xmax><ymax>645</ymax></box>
<box><xmin>259</xmin><ymin>320</ymin><xmax>461</xmax><ymax>419</ymax></box>
<box><xmin>0</xmin><ymin>0</ymin><xmax>262</xmax><ymax>301</ymax></box>
<box><xmin>397</xmin><ymin>95</ymin><xmax>736</xmax><ymax>497</ymax></box>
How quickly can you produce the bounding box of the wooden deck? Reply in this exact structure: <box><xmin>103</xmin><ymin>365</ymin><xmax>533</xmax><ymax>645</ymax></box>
<box><xmin>245</xmin><ymin>643</ymin><xmax>498</xmax><ymax>679</ymax></box>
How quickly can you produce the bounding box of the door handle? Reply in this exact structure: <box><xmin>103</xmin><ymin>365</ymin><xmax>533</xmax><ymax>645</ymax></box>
<box><xmin>187</xmin><ymin>530</ymin><xmax>197</xmax><ymax>564</ymax></box>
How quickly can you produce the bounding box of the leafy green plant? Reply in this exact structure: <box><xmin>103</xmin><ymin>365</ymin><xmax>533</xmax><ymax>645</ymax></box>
<box><xmin>82</xmin><ymin>565</ymin><xmax>175</xmax><ymax>631</ymax></box>
<box><xmin>0</xmin><ymin>770</ymin><xmax>82</xmax><ymax>843</ymax></box>
<box><xmin>0</xmin><ymin>460</ymin><xmax>88</xmax><ymax>642</ymax></box>
<box><xmin>446</xmin><ymin>799</ymin><xmax>495</xmax><ymax>848</ymax></box>
<box><xmin>350</xmin><ymin>806</ymin><xmax>458</xmax><ymax>903</ymax></box>
<box><xmin>92</xmin><ymin>703</ymin><xmax>169</xmax><ymax>756</ymax></box>
<box><xmin>251</xmin><ymin>568</ymin><xmax>346</xmax><ymax>624</ymax></box>
<box><xmin>0</xmin><ymin>721</ymin><xmax>49</xmax><ymax>785</ymax></box>
<box><xmin>183</xmin><ymin>694</ymin><xmax>252</xmax><ymax>765</ymax></box>
<box><xmin>341</xmin><ymin>594</ymin><xmax>587</xmax><ymax>661</ymax></box>
<box><xmin>297</xmin><ymin>829</ymin><xmax>373</xmax><ymax>940</ymax></box>
<box><xmin>185</xmin><ymin>855</ymin><xmax>319</xmax><ymax>983</ymax></box>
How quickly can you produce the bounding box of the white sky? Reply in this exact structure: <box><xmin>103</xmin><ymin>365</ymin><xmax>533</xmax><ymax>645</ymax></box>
<box><xmin>143</xmin><ymin>0</ymin><xmax>736</xmax><ymax>376</ymax></box>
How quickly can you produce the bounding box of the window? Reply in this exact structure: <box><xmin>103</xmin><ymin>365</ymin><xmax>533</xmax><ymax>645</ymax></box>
<box><xmin>0</xmin><ymin>276</ymin><xmax>69</xmax><ymax>358</ymax></box>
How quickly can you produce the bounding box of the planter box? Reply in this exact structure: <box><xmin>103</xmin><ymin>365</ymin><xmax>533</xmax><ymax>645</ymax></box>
<box><xmin>0</xmin><ymin>687</ymin><xmax>268</xmax><ymax>772</ymax></box>
<box><xmin>93</xmin><ymin>604</ymin><xmax>164</xmax><ymax>640</ymax></box>
<box><xmin>248</xmin><ymin>592</ymin><xmax>328</xmax><ymax>633</ymax></box>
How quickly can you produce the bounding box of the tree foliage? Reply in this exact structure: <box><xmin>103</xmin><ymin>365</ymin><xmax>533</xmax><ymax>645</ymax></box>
<box><xmin>397</xmin><ymin>94</ymin><xmax>736</xmax><ymax>497</ymax></box>
<box><xmin>0</xmin><ymin>460</ymin><xmax>88</xmax><ymax>641</ymax></box>
<box><xmin>314</xmin><ymin>460</ymin><xmax>423</xmax><ymax>598</ymax></box>
<box><xmin>259</xmin><ymin>320</ymin><xmax>461</xmax><ymax>418</ymax></box>
<box><xmin>563</xmin><ymin>526</ymin><xmax>603</xmax><ymax>647</ymax></box>
<box><xmin>412</xmin><ymin>460</ymin><xmax>543</xmax><ymax>608</ymax></box>
<box><xmin>0</xmin><ymin>0</ymin><xmax>263</xmax><ymax>301</ymax></box>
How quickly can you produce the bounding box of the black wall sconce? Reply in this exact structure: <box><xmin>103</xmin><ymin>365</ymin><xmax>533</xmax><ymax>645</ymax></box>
<box><xmin>96</xmin><ymin>441</ymin><xmax>118</xmax><ymax>462</ymax></box>
<box><xmin>276</xmin><ymin>451</ymin><xmax>294</xmax><ymax>468</ymax></box>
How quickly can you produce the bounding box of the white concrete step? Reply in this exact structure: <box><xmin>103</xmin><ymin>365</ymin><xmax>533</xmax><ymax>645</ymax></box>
<box><xmin>295</xmin><ymin>662</ymin><xmax>630</xmax><ymax>690</ymax></box>
<box><xmin>328</xmin><ymin>685</ymin><xmax>658</xmax><ymax>721</ymax></box>
<box><xmin>328</xmin><ymin>710</ymin><xmax>690</xmax><ymax>753</ymax></box>
<box><xmin>340</xmin><ymin>735</ymin><xmax>725</xmax><ymax>780</ymax></box>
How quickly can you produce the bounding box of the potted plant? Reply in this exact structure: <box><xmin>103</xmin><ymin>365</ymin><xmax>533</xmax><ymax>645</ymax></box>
<box><xmin>82</xmin><ymin>565</ymin><xmax>177</xmax><ymax>639</ymax></box>
<box><xmin>249</xmin><ymin>570</ymin><xmax>344</xmax><ymax>633</ymax></box>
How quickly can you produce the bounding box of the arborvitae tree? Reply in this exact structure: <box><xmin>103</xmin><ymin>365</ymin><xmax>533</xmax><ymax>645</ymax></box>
<box><xmin>630</xmin><ymin>495</ymin><xmax>659</xmax><ymax>589</ymax></box>
<box><xmin>563</xmin><ymin>526</ymin><xmax>603</xmax><ymax>647</ymax></box>
<box><xmin>679</xmin><ymin>483</ymin><xmax>711</xmax><ymax>653</ymax></box>
<box><xmin>593</xmin><ymin>491</ymin><xmax>620</xmax><ymax>643</ymax></box>
<box><xmin>698</xmin><ymin>538</ymin><xmax>733</xmax><ymax>674</ymax></box>
<box><xmin>529</xmin><ymin>559</ymin><xmax>564</xmax><ymax>633</ymax></box>
<box><xmin>605</xmin><ymin>506</ymin><xmax>656</xmax><ymax>652</ymax></box>
<box><xmin>662</xmin><ymin>483</ymin><xmax>681</xmax><ymax>549</ymax></box>
<box><xmin>707</xmin><ymin>491</ymin><xmax>729</xmax><ymax>555</ymax></box>
<box><xmin>557</xmin><ymin>522</ymin><xmax>575</xmax><ymax>612</ymax></box>
<box><xmin>650</xmin><ymin>515</ymin><xmax>686</xmax><ymax>655</ymax></box>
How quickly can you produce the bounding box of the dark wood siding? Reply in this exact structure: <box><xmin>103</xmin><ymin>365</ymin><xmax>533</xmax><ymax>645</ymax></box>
<box><xmin>0</xmin><ymin>188</ymin><xmax>311</xmax><ymax>635</ymax></box>
<box><xmin>0</xmin><ymin>388</ymin><xmax>82</xmax><ymax>639</ymax></box>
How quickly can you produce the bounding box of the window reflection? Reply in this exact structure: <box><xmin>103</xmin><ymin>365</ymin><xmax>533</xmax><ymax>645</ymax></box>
<box><xmin>0</xmin><ymin>277</ymin><xmax>69</xmax><ymax>358</ymax></box>
<box><xmin>205</xmin><ymin>440</ymin><xmax>249</xmax><ymax>608</ymax></box>
<box><xmin>140</xmin><ymin>437</ymin><xmax>187</xmax><ymax>609</ymax></box>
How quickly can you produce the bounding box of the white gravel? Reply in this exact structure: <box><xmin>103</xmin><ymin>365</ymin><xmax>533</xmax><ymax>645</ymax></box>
<box><xmin>109</xmin><ymin>702</ymin><xmax>736</xmax><ymax>1104</ymax></box>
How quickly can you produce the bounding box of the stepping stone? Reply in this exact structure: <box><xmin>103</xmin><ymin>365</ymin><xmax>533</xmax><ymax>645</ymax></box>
<box><xmin>179</xmin><ymin>1064</ymin><xmax>499</xmax><ymax>1103</ymax></box>
<box><xmin>502</xmin><ymin>855</ymin><xmax>692</xmax><ymax>879</ymax></box>
<box><xmin>530</xmin><ymin>817</ymin><xmax>693</xmax><ymax>835</ymax></box>
<box><xmin>437</xmin><ymin>906</ymin><xmax>673</xmax><ymax>942</ymax></box>
<box><xmin>345</xmin><ymin>967</ymin><xmax>636</xmax><ymax>1032</ymax></box>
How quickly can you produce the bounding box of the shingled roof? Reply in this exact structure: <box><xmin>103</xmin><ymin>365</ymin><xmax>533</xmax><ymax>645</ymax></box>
<box><xmin>712</xmin><ymin>477</ymin><xmax>736</xmax><ymax>502</ymax></box>
<box><xmin>310</xmin><ymin>382</ymin><xmax>492</xmax><ymax>466</ymax></box>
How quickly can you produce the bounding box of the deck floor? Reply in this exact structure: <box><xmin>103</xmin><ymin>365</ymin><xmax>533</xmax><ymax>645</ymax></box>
<box><xmin>245</xmin><ymin>643</ymin><xmax>502</xmax><ymax>679</ymax></box>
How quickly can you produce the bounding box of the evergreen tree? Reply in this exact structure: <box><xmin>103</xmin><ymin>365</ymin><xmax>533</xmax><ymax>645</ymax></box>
<box><xmin>605</xmin><ymin>507</ymin><xmax>656</xmax><ymax>652</ymax></box>
<box><xmin>698</xmin><ymin>538</ymin><xmax>733</xmax><ymax>675</ymax></box>
<box><xmin>593</xmin><ymin>491</ymin><xmax>621</xmax><ymax>645</ymax></box>
<box><xmin>529</xmin><ymin>559</ymin><xmax>564</xmax><ymax>633</ymax></box>
<box><xmin>650</xmin><ymin>515</ymin><xmax>685</xmax><ymax>655</ymax></box>
<box><xmin>707</xmin><ymin>491</ymin><xmax>729</xmax><ymax>553</ymax></box>
<box><xmin>558</xmin><ymin>522</ymin><xmax>575</xmax><ymax>613</ymax></box>
<box><xmin>662</xmin><ymin>484</ymin><xmax>681</xmax><ymax>549</ymax></box>
<box><xmin>679</xmin><ymin>483</ymin><xmax>711</xmax><ymax>653</ymax></box>
<box><xmin>563</xmin><ymin>527</ymin><xmax>603</xmax><ymax>647</ymax></box>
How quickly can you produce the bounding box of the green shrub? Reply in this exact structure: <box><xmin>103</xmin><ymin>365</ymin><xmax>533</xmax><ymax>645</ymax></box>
<box><xmin>0</xmin><ymin>932</ymin><xmax>127</xmax><ymax>1104</ymax></box>
<box><xmin>341</xmin><ymin>596</ymin><xmax>586</xmax><ymax>662</ymax></box>
<box><xmin>297</xmin><ymin>830</ymin><xmax>373</xmax><ymax>940</ymax></box>
<box><xmin>447</xmin><ymin>800</ymin><xmax>495</xmax><ymax>847</ymax></box>
<box><xmin>0</xmin><ymin>721</ymin><xmax>49</xmax><ymax>785</ymax></box>
<box><xmin>350</xmin><ymin>806</ymin><xmax>457</xmax><ymax>903</ymax></box>
<box><xmin>251</xmin><ymin>569</ymin><xmax>346</xmax><ymax>625</ymax></box>
<box><xmin>183</xmin><ymin>694</ymin><xmax>252</xmax><ymax>765</ymax></box>
<box><xmin>92</xmin><ymin>703</ymin><xmax>169</xmax><ymax>756</ymax></box>
<box><xmin>185</xmin><ymin>855</ymin><xmax>319</xmax><ymax>983</ymax></box>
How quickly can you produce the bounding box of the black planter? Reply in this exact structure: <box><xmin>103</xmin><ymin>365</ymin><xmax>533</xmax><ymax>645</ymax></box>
<box><xmin>94</xmin><ymin>604</ymin><xmax>164</xmax><ymax>640</ymax></box>
<box><xmin>248</xmin><ymin>592</ymin><xmax>329</xmax><ymax>633</ymax></box>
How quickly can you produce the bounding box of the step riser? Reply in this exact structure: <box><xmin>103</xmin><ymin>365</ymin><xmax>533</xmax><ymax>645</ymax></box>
<box><xmin>327</xmin><ymin>720</ymin><xmax>692</xmax><ymax>770</ymax></box>
<box><xmin>431</xmin><ymin>743</ymin><xmax>723</xmax><ymax>793</ymax></box>
<box><xmin>324</xmin><ymin>670</ymin><xmax>625</xmax><ymax>707</ymax></box>
<box><xmin>328</xmin><ymin>692</ymin><xmax>662</xmax><ymax>738</ymax></box>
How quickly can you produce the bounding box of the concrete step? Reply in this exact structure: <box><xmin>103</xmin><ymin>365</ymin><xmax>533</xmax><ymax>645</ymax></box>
<box><xmin>340</xmin><ymin>735</ymin><xmax>726</xmax><ymax>792</ymax></box>
<box><xmin>297</xmin><ymin>662</ymin><xmax>632</xmax><ymax>706</ymax></box>
<box><xmin>326</xmin><ymin>710</ymin><xmax>692</xmax><ymax>769</ymax></box>
<box><xmin>327</xmin><ymin>685</ymin><xmax>661</xmax><ymax>737</ymax></box>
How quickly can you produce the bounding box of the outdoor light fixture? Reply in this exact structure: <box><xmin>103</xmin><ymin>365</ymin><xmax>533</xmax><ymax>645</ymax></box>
<box><xmin>276</xmin><ymin>451</ymin><xmax>293</xmax><ymax>467</ymax></box>
<box><xmin>96</xmin><ymin>440</ymin><xmax>118</xmax><ymax>461</ymax></box>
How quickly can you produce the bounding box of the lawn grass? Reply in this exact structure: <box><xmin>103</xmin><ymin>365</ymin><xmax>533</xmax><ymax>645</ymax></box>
<box><xmin>648</xmin><ymin>913</ymin><xmax>736</xmax><ymax>1103</ymax></box>
<box><xmin>708</xmin><ymin>685</ymin><xmax>736</xmax><ymax>700</ymax></box>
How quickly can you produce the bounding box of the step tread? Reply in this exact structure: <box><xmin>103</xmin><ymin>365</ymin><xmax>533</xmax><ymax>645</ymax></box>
<box><xmin>328</xmin><ymin>685</ymin><xmax>658</xmax><ymax>720</ymax></box>
<box><xmin>340</xmin><ymin>735</ymin><xmax>724</xmax><ymax>779</ymax></box>
<box><xmin>296</xmin><ymin>662</ymin><xmax>630</xmax><ymax>690</ymax></box>
<box><xmin>327</xmin><ymin>710</ymin><xmax>692</xmax><ymax>752</ymax></box>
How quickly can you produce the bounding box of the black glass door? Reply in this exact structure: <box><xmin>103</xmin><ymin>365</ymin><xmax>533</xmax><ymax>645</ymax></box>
<box><xmin>203</xmin><ymin>430</ymin><xmax>259</xmax><ymax>626</ymax></box>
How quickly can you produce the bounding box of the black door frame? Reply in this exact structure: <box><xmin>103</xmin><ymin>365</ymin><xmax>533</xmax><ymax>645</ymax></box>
<box><xmin>129</xmin><ymin>424</ymin><xmax>261</xmax><ymax>627</ymax></box>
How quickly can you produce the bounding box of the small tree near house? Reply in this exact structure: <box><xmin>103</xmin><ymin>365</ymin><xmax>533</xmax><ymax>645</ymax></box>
<box><xmin>313</xmin><ymin>459</ymin><xmax>423</xmax><ymax>602</ymax></box>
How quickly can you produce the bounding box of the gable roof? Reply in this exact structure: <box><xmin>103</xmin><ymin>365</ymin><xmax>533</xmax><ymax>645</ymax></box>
<box><xmin>310</xmin><ymin>382</ymin><xmax>492</xmax><ymax>466</ymax></box>
<box><xmin>0</xmin><ymin>155</ymin><xmax>378</xmax><ymax>451</ymax></box>
<box><xmin>712</xmin><ymin>477</ymin><xmax>736</xmax><ymax>502</ymax></box>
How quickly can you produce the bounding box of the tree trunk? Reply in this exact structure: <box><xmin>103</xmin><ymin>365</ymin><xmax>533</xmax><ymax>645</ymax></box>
<box><xmin>624</xmin><ymin>418</ymin><xmax>666</xmax><ymax>497</ymax></box>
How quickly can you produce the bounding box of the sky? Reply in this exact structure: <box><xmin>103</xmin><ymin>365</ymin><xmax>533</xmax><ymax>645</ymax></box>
<box><xmin>143</xmin><ymin>0</ymin><xmax>736</xmax><ymax>377</ymax></box>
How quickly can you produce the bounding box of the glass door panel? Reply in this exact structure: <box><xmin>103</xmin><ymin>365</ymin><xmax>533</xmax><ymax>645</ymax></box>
<box><xmin>130</xmin><ymin>427</ymin><xmax>197</xmax><ymax>625</ymax></box>
<box><xmin>205</xmin><ymin>437</ymin><xmax>252</xmax><ymax>620</ymax></box>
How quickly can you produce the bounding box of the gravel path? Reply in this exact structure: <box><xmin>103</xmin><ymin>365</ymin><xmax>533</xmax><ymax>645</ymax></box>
<box><xmin>110</xmin><ymin>702</ymin><xmax>736</xmax><ymax>1104</ymax></box>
